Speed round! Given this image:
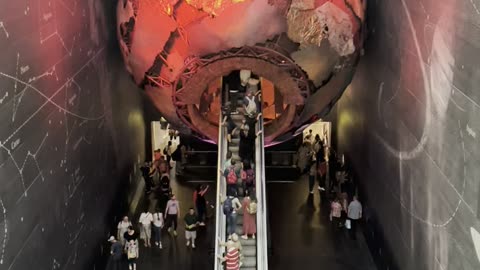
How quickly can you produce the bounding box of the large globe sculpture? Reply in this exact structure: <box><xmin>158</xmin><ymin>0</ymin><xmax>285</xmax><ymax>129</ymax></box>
<box><xmin>117</xmin><ymin>0</ymin><xmax>366</xmax><ymax>144</ymax></box>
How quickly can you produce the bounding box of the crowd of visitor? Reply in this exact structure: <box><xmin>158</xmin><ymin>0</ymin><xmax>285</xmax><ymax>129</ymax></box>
<box><xmin>295</xmin><ymin>129</ymin><xmax>363</xmax><ymax>240</ymax></box>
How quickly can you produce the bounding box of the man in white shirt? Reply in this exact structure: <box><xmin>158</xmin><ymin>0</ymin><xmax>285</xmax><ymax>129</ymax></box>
<box><xmin>347</xmin><ymin>196</ymin><xmax>362</xmax><ymax>240</ymax></box>
<box><xmin>139</xmin><ymin>210</ymin><xmax>153</xmax><ymax>247</ymax></box>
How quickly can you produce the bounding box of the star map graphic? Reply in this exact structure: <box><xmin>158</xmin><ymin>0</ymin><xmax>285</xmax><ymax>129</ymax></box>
<box><xmin>0</xmin><ymin>0</ymin><xmax>117</xmax><ymax>269</ymax></box>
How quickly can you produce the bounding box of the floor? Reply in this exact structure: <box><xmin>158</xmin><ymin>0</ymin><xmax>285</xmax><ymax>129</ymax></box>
<box><xmin>107</xmin><ymin>166</ymin><xmax>377</xmax><ymax>270</ymax></box>
<box><xmin>267</xmin><ymin>174</ymin><xmax>377</xmax><ymax>270</ymax></box>
<box><xmin>125</xmin><ymin>164</ymin><xmax>217</xmax><ymax>270</ymax></box>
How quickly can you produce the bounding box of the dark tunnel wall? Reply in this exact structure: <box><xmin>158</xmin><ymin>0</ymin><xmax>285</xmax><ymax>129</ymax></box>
<box><xmin>0</xmin><ymin>0</ymin><xmax>147</xmax><ymax>269</ymax></box>
<box><xmin>334</xmin><ymin>0</ymin><xmax>480</xmax><ymax>269</ymax></box>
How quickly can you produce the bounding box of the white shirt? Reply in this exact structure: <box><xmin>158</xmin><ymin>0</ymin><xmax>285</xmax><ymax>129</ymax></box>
<box><xmin>117</xmin><ymin>221</ymin><xmax>131</xmax><ymax>236</ymax></box>
<box><xmin>139</xmin><ymin>212</ymin><xmax>153</xmax><ymax>225</ymax></box>
<box><xmin>347</xmin><ymin>200</ymin><xmax>362</xmax><ymax>220</ymax></box>
<box><xmin>153</xmin><ymin>213</ymin><xmax>163</xmax><ymax>227</ymax></box>
<box><xmin>166</xmin><ymin>200</ymin><xmax>179</xmax><ymax>215</ymax></box>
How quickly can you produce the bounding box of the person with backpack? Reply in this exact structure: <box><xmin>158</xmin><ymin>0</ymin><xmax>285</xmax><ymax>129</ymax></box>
<box><xmin>159</xmin><ymin>174</ymin><xmax>171</xmax><ymax>197</ymax></box>
<box><xmin>240</xmin><ymin>161</ymin><xmax>255</xmax><ymax>196</ymax></box>
<box><xmin>125</xmin><ymin>239</ymin><xmax>139</xmax><ymax>270</ymax></box>
<box><xmin>243</xmin><ymin>90</ymin><xmax>258</xmax><ymax>118</ymax></box>
<box><xmin>152</xmin><ymin>209</ymin><xmax>164</xmax><ymax>248</ymax></box>
<box><xmin>222</xmin><ymin>190</ymin><xmax>242</xmax><ymax>237</ymax></box>
<box><xmin>224</xmin><ymin>160</ymin><xmax>239</xmax><ymax>195</ymax></box>
<box><xmin>223</xmin><ymin>151</ymin><xmax>233</xmax><ymax>171</ymax></box>
<box><xmin>241</xmin><ymin>189</ymin><xmax>257</xmax><ymax>240</ymax></box>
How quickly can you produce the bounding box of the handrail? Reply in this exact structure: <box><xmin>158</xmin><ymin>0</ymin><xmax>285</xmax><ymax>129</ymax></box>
<box><xmin>214</xmin><ymin>113</ymin><xmax>228</xmax><ymax>270</ymax></box>
<box><xmin>255</xmin><ymin>115</ymin><xmax>269</xmax><ymax>270</ymax></box>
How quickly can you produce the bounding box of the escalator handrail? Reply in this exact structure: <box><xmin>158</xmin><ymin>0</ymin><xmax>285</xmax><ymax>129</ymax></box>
<box><xmin>214</xmin><ymin>113</ymin><xmax>228</xmax><ymax>270</ymax></box>
<box><xmin>255</xmin><ymin>115</ymin><xmax>268</xmax><ymax>270</ymax></box>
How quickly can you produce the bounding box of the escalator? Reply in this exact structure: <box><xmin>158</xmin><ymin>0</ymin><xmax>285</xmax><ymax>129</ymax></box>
<box><xmin>213</xmin><ymin>94</ymin><xmax>268</xmax><ymax>270</ymax></box>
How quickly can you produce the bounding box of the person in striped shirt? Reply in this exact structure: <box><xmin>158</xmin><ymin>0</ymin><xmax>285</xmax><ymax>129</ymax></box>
<box><xmin>218</xmin><ymin>246</ymin><xmax>240</xmax><ymax>270</ymax></box>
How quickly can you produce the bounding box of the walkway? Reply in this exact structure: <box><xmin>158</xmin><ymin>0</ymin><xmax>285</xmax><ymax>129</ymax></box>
<box><xmin>133</xmin><ymin>165</ymin><xmax>216</xmax><ymax>270</ymax></box>
<box><xmin>107</xmin><ymin>159</ymin><xmax>377</xmax><ymax>270</ymax></box>
<box><xmin>267</xmin><ymin>174</ymin><xmax>377</xmax><ymax>270</ymax></box>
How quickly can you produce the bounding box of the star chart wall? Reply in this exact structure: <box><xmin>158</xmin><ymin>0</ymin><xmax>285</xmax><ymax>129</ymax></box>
<box><xmin>0</xmin><ymin>0</ymin><xmax>146</xmax><ymax>269</ymax></box>
<box><xmin>334</xmin><ymin>0</ymin><xmax>480</xmax><ymax>269</ymax></box>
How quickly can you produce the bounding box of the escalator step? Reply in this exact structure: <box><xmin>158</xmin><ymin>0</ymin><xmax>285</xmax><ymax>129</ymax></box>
<box><xmin>242</xmin><ymin>256</ymin><xmax>257</xmax><ymax>267</ymax></box>
<box><xmin>242</xmin><ymin>245</ymin><xmax>256</xmax><ymax>256</ymax></box>
<box><xmin>240</xmin><ymin>238</ymin><xmax>256</xmax><ymax>246</ymax></box>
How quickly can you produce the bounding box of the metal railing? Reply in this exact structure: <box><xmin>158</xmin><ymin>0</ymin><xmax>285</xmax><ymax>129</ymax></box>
<box><xmin>255</xmin><ymin>115</ymin><xmax>268</xmax><ymax>270</ymax></box>
<box><xmin>214</xmin><ymin>114</ymin><xmax>228</xmax><ymax>270</ymax></box>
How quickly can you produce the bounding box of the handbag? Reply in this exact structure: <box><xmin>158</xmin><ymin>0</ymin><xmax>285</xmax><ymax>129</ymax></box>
<box><xmin>345</xmin><ymin>219</ymin><xmax>351</xmax><ymax>229</ymax></box>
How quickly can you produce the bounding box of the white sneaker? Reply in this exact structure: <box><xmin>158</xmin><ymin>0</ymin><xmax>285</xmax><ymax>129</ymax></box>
<box><xmin>186</xmin><ymin>240</ymin><xmax>190</xmax><ymax>246</ymax></box>
<box><xmin>173</xmin><ymin>230</ymin><xmax>177</xmax><ymax>236</ymax></box>
<box><xmin>318</xmin><ymin>186</ymin><xmax>325</xmax><ymax>191</ymax></box>
<box><xmin>252</xmin><ymin>234</ymin><xmax>255</xmax><ymax>239</ymax></box>
<box><xmin>192</xmin><ymin>243</ymin><xmax>196</xmax><ymax>249</ymax></box>
<box><xmin>168</xmin><ymin>227</ymin><xmax>172</xmax><ymax>233</ymax></box>
<box><xmin>199</xmin><ymin>222</ymin><xmax>206</xmax><ymax>226</ymax></box>
<box><xmin>155</xmin><ymin>241</ymin><xmax>158</xmax><ymax>247</ymax></box>
<box><xmin>241</xmin><ymin>235</ymin><xmax>248</xmax><ymax>240</ymax></box>
<box><xmin>159</xmin><ymin>242</ymin><xmax>163</xmax><ymax>249</ymax></box>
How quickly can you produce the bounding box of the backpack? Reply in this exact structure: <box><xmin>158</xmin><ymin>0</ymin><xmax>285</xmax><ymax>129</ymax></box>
<box><xmin>245</xmin><ymin>96</ymin><xmax>257</xmax><ymax>115</ymax></box>
<box><xmin>127</xmin><ymin>243</ymin><xmax>137</xmax><ymax>259</ymax></box>
<box><xmin>240</xmin><ymin>170</ymin><xmax>247</xmax><ymax>181</ymax></box>
<box><xmin>159</xmin><ymin>161</ymin><xmax>167</xmax><ymax>173</ymax></box>
<box><xmin>223</xmin><ymin>197</ymin><xmax>233</xmax><ymax>215</ymax></box>
<box><xmin>160</xmin><ymin>176</ymin><xmax>171</xmax><ymax>194</ymax></box>
<box><xmin>245</xmin><ymin>169</ymin><xmax>255</xmax><ymax>184</ymax></box>
<box><xmin>227</xmin><ymin>166</ymin><xmax>237</xmax><ymax>185</ymax></box>
<box><xmin>172</xmin><ymin>147</ymin><xmax>181</xmax><ymax>161</ymax></box>
<box><xmin>247</xmin><ymin>201</ymin><xmax>257</xmax><ymax>214</ymax></box>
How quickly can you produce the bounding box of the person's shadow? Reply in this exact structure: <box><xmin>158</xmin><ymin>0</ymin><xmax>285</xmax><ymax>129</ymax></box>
<box><xmin>298</xmin><ymin>194</ymin><xmax>315</xmax><ymax>245</ymax></box>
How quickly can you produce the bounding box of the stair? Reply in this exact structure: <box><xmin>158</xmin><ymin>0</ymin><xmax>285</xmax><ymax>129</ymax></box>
<box><xmin>226</xmin><ymin>88</ymin><xmax>257</xmax><ymax>270</ymax></box>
